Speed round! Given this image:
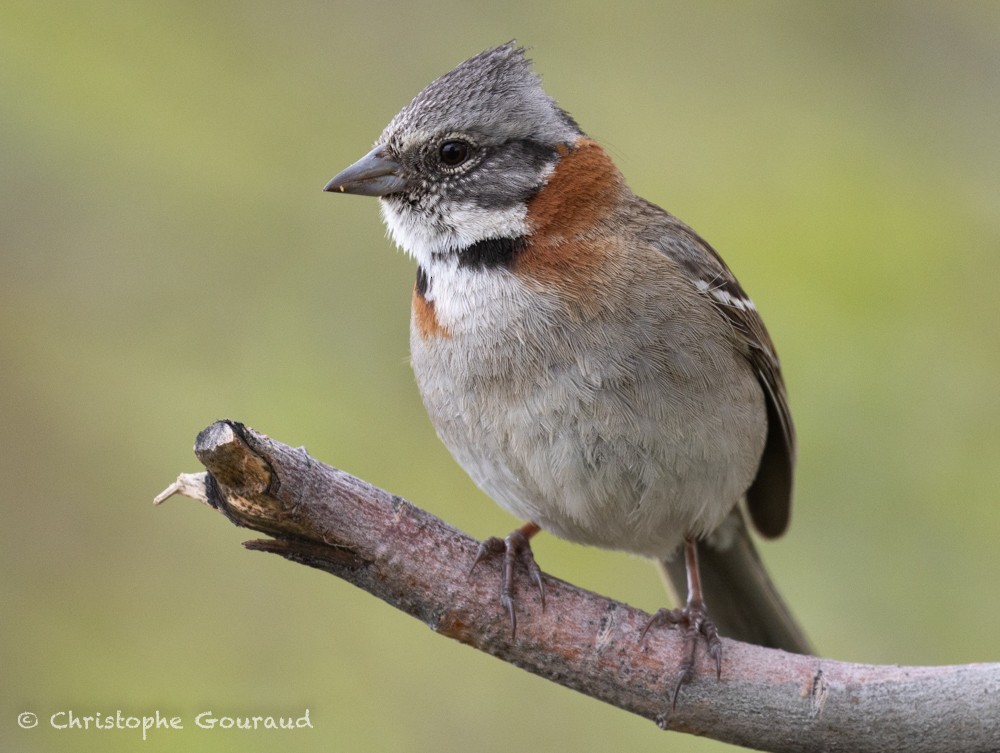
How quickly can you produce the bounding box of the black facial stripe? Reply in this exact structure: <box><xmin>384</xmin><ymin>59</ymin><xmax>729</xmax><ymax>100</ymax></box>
<box><xmin>451</xmin><ymin>236</ymin><xmax>526</xmax><ymax>270</ymax></box>
<box><xmin>512</xmin><ymin>138</ymin><xmax>562</xmax><ymax>164</ymax></box>
<box><xmin>415</xmin><ymin>265</ymin><xmax>430</xmax><ymax>297</ymax></box>
<box><xmin>460</xmin><ymin>139</ymin><xmax>560</xmax><ymax>211</ymax></box>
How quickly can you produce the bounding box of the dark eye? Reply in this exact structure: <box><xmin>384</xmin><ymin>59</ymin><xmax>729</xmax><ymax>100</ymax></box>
<box><xmin>438</xmin><ymin>140</ymin><xmax>471</xmax><ymax>167</ymax></box>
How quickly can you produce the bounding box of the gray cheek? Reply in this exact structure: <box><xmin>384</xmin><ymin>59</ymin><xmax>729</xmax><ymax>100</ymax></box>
<box><xmin>455</xmin><ymin>148</ymin><xmax>557</xmax><ymax>211</ymax></box>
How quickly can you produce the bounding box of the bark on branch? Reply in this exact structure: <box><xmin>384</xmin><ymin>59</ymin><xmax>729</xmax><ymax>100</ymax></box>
<box><xmin>155</xmin><ymin>420</ymin><xmax>1000</xmax><ymax>753</ymax></box>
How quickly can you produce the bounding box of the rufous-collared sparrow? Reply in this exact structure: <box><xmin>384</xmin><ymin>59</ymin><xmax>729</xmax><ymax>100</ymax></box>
<box><xmin>324</xmin><ymin>42</ymin><xmax>811</xmax><ymax>698</ymax></box>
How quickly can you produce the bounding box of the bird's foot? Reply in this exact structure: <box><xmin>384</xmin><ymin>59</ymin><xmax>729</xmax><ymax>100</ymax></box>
<box><xmin>641</xmin><ymin>598</ymin><xmax>722</xmax><ymax>707</ymax></box>
<box><xmin>469</xmin><ymin>522</ymin><xmax>544</xmax><ymax>637</ymax></box>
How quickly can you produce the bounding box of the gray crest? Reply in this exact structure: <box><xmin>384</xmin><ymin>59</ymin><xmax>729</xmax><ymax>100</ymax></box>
<box><xmin>381</xmin><ymin>42</ymin><xmax>581</xmax><ymax>150</ymax></box>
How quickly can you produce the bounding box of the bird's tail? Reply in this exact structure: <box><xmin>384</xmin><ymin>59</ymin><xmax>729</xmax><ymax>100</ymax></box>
<box><xmin>658</xmin><ymin>509</ymin><xmax>812</xmax><ymax>654</ymax></box>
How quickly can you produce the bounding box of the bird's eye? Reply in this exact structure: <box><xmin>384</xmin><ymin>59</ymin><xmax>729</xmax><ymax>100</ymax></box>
<box><xmin>438</xmin><ymin>140</ymin><xmax>471</xmax><ymax>167</ymax></box>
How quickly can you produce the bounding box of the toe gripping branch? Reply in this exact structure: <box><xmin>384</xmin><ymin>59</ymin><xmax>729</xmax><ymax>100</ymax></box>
<box><xmin>469</xmin><ymin>521</ymin><xmax>545</xmax><ymax>637</ymax></box>
<box><xmin>469</xmin><ymin>526</ymin><xmax>721</xmax><ymax>707</ymax></box>
<box><xmin>641</xmin><ymin>538</ymin><xmax>722</xmax><ymax>707</ymax></box>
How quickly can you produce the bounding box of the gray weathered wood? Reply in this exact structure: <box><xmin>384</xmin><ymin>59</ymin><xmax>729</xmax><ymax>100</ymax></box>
<box><xmin>155</xmin><ymin>419</ymin><xmax>1000</xmax><ymax>752</ymax></box>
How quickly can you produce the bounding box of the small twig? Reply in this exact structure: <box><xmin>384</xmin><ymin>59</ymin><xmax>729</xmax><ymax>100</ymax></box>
<box><xmin>153</xmin><ymin>472</ymin><xmax>208</xmax><ymax>506</ymax></box>
<box><xmin>156</xmin><ymin>420</ymin><xmax>1000</xmax><ymax>753</ymax></box>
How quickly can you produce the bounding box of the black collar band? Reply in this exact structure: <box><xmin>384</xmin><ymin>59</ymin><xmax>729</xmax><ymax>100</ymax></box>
<box><xmin>433</xmin><ymin>236</ymin><xmax>527</xmax><ymax>270</ymax></box>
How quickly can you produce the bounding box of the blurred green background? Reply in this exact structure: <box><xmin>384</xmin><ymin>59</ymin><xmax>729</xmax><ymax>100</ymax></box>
<box><xmin>3</xmin><ymin>2</ymin><xmax>999</xmax><ymax>751</ymax></box>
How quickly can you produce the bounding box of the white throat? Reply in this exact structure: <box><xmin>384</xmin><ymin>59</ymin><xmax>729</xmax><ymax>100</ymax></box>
<box><xmin>379</xmin><ymin>198</ymin><xmax>530</xmax><ymax>269</ymax></box>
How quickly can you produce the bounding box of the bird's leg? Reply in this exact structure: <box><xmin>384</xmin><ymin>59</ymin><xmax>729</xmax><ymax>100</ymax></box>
<box><xmin>469</xmin><ymin>521</ymin><xmax>545</xmax><ymax>637</ymax></box>
<box><xmin>640</xmin><ymin>537</ymin><xmax>722</xmax><ymax>706</ymax></box>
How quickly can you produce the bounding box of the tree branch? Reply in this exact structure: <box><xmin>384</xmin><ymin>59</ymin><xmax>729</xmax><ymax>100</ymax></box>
<box><xmin>155</xmin><ymin>420</ymin><xmax>1000</xmax><ymax>753</ymax></box>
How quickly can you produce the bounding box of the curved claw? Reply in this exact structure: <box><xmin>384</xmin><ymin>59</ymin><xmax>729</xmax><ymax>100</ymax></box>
<box><xmin>700</xmin><ymin>617</ymin><xmax>723</xmax><ymax>680</ymax></box>
<box><xmin>641</xmin><ymin>599</ymin><xmax>722</xmax><ymax>708</ymax></box>
<box><xmin>468</xmin><ymin>524</ymin><xmax>544</xmax><ymax>638</ymax></box>
<box><xmin>640</xmin><ymin>606</ymin><xmax>685</xmax><ymax>642</ymax></box>
<box><xmin>470</xmin><ymin>536</ymin><xmax>506</xmax><ymax>576</ymax></box>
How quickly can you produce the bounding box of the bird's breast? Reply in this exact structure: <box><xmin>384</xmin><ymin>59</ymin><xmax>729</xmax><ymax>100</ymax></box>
<box><xmin>408</xmin><ymin>254</ymin><xmax>766</xmax><ymax>557</ymax></box>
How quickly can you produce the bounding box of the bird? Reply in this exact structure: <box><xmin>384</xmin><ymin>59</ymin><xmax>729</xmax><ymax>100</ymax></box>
<box><xmin>324</xmin><ymin>42</ymin><xmax>811</xmax><ymax>700</ymax></box>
